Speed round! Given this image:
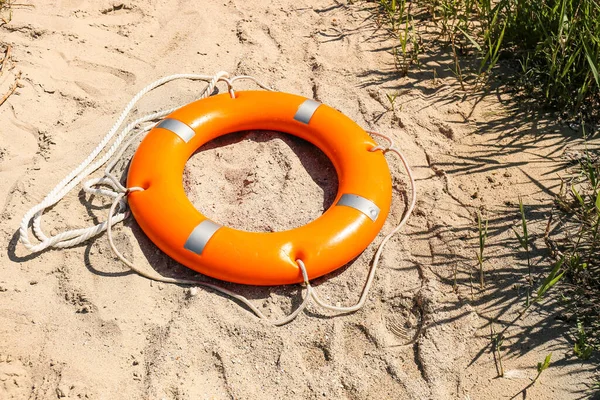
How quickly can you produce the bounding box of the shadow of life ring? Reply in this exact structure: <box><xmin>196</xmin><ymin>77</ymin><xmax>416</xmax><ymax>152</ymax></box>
<box><xmin>126</xmin><ymin>91</ymin><xmax>392</xmax><ymax>285</ymax></box>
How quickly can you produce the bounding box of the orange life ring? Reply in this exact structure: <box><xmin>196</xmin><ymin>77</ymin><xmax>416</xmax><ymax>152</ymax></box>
<box><xmin>126</xmin><ymin>91</ymin><xmax>392</xmax><ymax>285</ymax></box>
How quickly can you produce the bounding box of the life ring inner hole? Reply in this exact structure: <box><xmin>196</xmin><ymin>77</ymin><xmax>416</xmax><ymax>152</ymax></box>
<box><xmin>183</xmin><ymin>130</ymin><xmax>339</xmax><ymax>233</ymax></box>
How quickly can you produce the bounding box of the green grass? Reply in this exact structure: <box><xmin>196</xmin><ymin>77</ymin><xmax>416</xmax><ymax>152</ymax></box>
<box><xmin>534</xmin><ymin>353</ymin><xmax>552</xmax><ymax>384</ymax></box>
<box><xmin>553</xmin><ymin>149</ymin><xmax>600</xmax><ymax>358</ymax></box>
<box><xmin>490</xmin><ymin>322</ymin><xmax>505</xmax><ymax>377</ymax></box>
<box><xmin>374</xmin><ymin>0</ymin><xmax>600</xmax><ymax>387</ymax></box>
<box><xmin>535</xmin><ymin>257</ymin><xmax>565</xmax><ymax>302</ymax></box>
<box><xmin>512</xmin><ymin>197</ymin><xmax>532</xmax><ymax>285</ymax></box>
<box><xmin>500</xmin><ymin>0</ymin><xmax>600</xmax><ymax>120</ymax></box>
<box><xmin>375</xmin><ymin>0</ymin><xmax>420</xmax><ymax>76</ymax></box>
<box><xmin>375</xmin><ymin>0</ymin><xmax>600</xmax><ymax>121</ymax></box>
<box><xmin>476</xmin><ymin>211</ymin><xmax>488</xmax><ymax>289</ymax></box>
<box><xmin>574</xmin><ymin>321</ymin><xmax>594</xmax><ymax>360</ymax></box>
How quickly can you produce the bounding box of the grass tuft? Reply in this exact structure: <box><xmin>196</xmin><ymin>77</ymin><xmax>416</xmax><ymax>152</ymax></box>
<box><xmin>551</xmin><ymin>149</ymin><xmax>600</xmax><ymax>357</ymax></box>
<box><xmin>534</xmin><ymin>353</ymin><xmax>552</xmax><ymax>384</ymax></box>
<box><xmin>512</xmin><ymin>197</ymin><xmax>532</xmax><ymax>285</ymax></box>
<box><xmin>376</xmin><ymin>0</ymin><xmax>600</xmax><ymax>122</ymax></box>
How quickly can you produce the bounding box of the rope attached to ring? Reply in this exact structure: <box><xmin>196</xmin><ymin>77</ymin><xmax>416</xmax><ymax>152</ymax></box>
<box><xmin>296</xmin><ymin>139</ymin><xmax>416</xmax><ymax>315</ymax></box>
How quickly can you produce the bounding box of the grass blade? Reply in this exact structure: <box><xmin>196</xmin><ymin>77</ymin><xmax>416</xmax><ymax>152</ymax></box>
<box><xmin>457</xmin><ymin>25</ymin><xmax>482</xmax><ymax>51</ymax></box>
<box><xmin>536</xmin><ymin>258</ymin><xmax>565</xmax><ymax>300</ymax></box>
<box><xmin>582</xmin><ymin>39</ymin><xmax>600</xmax><ymax>87</ymax></box>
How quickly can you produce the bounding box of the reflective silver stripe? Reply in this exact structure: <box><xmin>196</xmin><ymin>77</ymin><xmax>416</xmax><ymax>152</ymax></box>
<box><xmin>293</xmin><ymin>99</ymin><xmax>321</xmax><ymax>124</ymax></box>
<box><xmin>336</xmin><ymin>194</ymin><xmax>380</xmax><ymax>221</ymax></box>
<box><xmin>156</xmin><ymin>118</ymin><xmax>195</xmax><ymax>143</ymax></box>
<box><xmin>183</xmin><ymin>220</ymin><xmax>221</xmax><ymax>255</ymax></box>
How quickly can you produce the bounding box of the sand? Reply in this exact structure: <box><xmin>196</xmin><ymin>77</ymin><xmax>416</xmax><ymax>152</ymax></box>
<box><xmin>1</xmin><ymin>1</ymin><xmax>597</xmax><ymax>399</ymax></box>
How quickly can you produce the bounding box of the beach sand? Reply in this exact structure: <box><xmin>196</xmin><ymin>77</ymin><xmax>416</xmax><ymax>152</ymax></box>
<box><xmin>0</xmin><ymin>1</ymin><xmax>596</xmax><ymax>399</ymax></box>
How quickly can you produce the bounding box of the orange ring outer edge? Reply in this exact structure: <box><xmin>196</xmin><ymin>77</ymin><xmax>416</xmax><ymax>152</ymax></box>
<box><xmin>126</xmin><ymin>91</ymin><xmax>392</xmax><ymax>286</ymax></box>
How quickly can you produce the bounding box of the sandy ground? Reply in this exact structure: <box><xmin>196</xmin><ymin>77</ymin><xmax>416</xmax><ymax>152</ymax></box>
<box><xmin>1</xmin><ymin>0</ymin><xmax>598</xmax><ymax>399</ymax></box>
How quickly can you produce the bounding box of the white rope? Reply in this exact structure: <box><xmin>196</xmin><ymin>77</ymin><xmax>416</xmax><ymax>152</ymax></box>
<box><xmin>103</xmin><ymin>133</ymin><xmax>416</xmax><ymax>323</ymax></box>
<box><xmin>19</xmin><ymin>72</ymin><xmax>233</xmax><ymax>252</ymax></box>
<box><xmin>107</xmin><ymin>190</ymin><xmax>312</xmax><ymax>326</ymax></box>
<box><xmin>305</xmin><ymin>140</ymin><xmax>417</xmax><ymax>314</ymax></box>
<box><xmin>17</xmin><ymin>71</ymin><xmax>415</xmax><ymax>325</ymax></box>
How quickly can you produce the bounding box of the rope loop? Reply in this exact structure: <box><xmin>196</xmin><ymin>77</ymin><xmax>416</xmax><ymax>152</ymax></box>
<box><xmin>296</xmin><ymin>259</ymin><xmax>310</xmax><ymax>286</ymax></box>
<box><xmin>125</xmin><ymin>186</ymin><xmax>145</xmax><ymax>196</ymax></box>
<box><xmin>370</xmin><ymin>145</ymin><xmax>387</xmax><ymax>152</ymax></box>
<box><xmin>367</xmin><ymin>130</ymin><xmax>395</xmax><ymax>152</ymax></box>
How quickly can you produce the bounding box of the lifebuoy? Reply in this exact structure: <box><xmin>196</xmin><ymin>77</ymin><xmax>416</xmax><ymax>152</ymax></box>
<box><xmin>126</xmin><ymin>91</ymin><xmax>392</xmax><ymax>285</ymax></box>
